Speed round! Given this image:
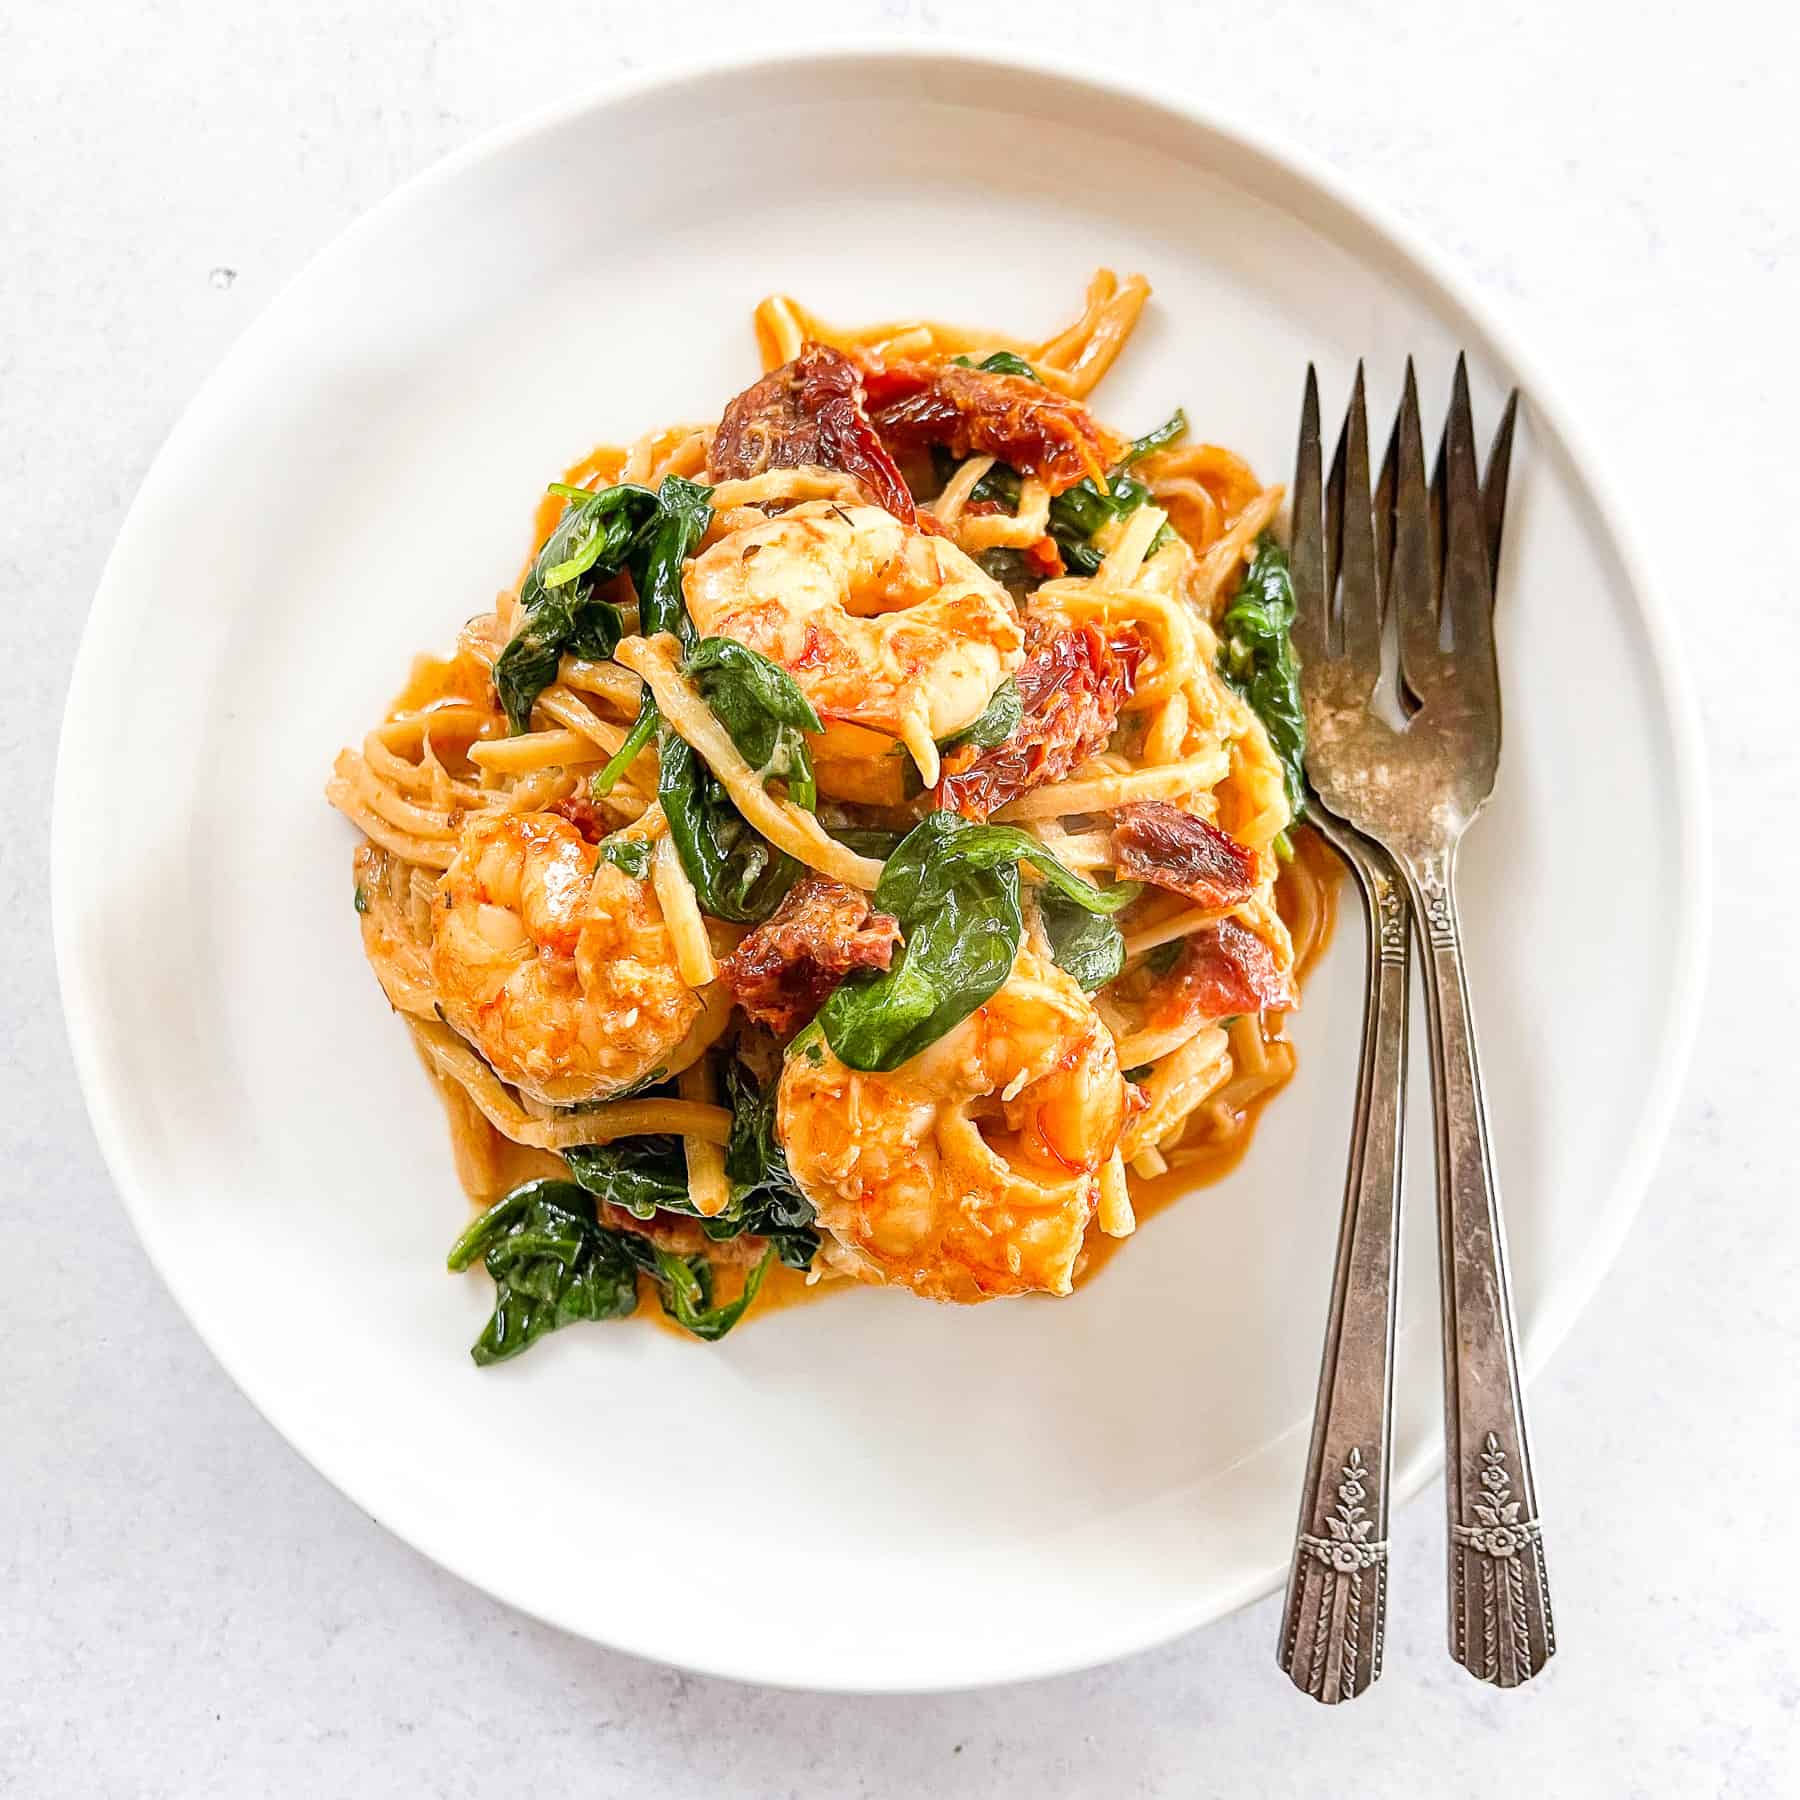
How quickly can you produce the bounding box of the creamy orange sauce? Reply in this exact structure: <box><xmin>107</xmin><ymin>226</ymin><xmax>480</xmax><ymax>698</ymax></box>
<box><xmin>391</xmin><ymin>649</ymin><xmax>494</xmax><ymax>715</ymax></box>
<box><xmin>639</xmin><ymin>1257</ymin><xmax>849</xmax><ymax>1339</ymax></box>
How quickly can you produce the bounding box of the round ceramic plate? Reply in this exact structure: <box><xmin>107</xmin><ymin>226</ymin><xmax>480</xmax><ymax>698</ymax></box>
<box><xmin>53</xmin><ymin>46</ymin><xmax>1707</xmax><ymax>1691</ymax></box>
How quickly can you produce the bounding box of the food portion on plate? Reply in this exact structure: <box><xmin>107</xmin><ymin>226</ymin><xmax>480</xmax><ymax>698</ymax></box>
<box><xmin>326</xmin><ymin>270</ymin><xmax>1332</xmax><ymax>1360</ymax></box>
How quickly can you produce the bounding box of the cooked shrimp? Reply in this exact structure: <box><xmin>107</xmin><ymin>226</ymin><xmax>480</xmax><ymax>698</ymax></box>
<box><xmin>682</xmin><ymin>499</ymin><xmax>1024</xmax><ymax>784</ymax></box>
<box><xmin>777</xmin><ymin>944</ymin><xmax>1128</xmax><ymax>1301</ymax></box>
<box><xmin>430</xmin><ymin>812</ymin><xmax>704</xmax><ymax>1106</ymax></box>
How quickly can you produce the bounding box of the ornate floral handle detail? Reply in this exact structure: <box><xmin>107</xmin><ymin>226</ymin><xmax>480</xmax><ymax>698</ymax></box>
<box><xmin>1402</xmin><ymin>845</ymin><xmax>1556</xmax><ymax>1688</ymax></box>
<box><xmin>1279</xmin><ymin>819</ymin><xmax>1409</xmax><ymax>1703</ymax></box>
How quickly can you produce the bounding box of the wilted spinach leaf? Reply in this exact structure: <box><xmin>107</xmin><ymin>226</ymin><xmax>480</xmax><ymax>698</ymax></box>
<box><xmin>580</xmin><ymin>481</ymin><xmax>801</xmax><ymax>923</ymax></box>
<box><xmin>618</xmin><ymin>1235</ymin><xmax>775</xmax><ymax>1342</ymax></box>
<box><xmin>1218</xmin><ymin>535</ymin><xmax>1307</xmax><ymax>825</ymax></box>
<box><xmin>448</xmin><ymin>1162</ymin><xmax>778</xmax><ymax>1355</ymax></box>
<box><xmin>1044</xmin><ymin>409</ymin><xmax>1185</xmax><ymax>574</ymax></box>
<box><xmin>660</xmin><ymin>733</ymin><xmax>799</xmax><ymax>924</ymax></box>
<box><xmin>561</xmin><ymin>1137</ymin><xmax>688</xmax><ymax>1219</ymax></box>
<box><xmin>597</xmin><ymin>835</ymin><xmax>651</xmax><ymax>879</ymax></box>
<box><xmin>938</xmin><ymin>678</ymin><xmax>1021</xmax><ymax>756</ymax></box>
<box><xmin>594</xmin><ymin>474</ymin><xmax>715</xmax><ymax>795</ymax></box>
<box><xmin>629</xmin><ymin>475</ymin><xmax>713</xmax><ymax>642</ymax></box>
<box><xmin>972</xmin><ymin>547</ymin><xmax>1040</xmax><ymax>603</ymax></box>
<box><xmin>590</xmin><ymin>706</ymin><xmax>659</xmax><ymax>799</ymax></box>
<box><xmin>494</xmin><ymin>484</ymin><xmax>658</xmax><ymax>732</ymax></box>
<box><xmin>445</xmin><ymin>1179</ymin><xmax>639</xmax><ymax>1365</ymax></box>
<box><xmin>1145</xmin><ymin>938</ymin><xmax>1186</xmax><ymax>976</ymax></box>
<box><xmin>1037</xmin><ymin>888</ymin><xmax>1127</xmax><ymax>992</ymax></box>
<box><xmin>722</xmin><ymin>1058</ymin><xmax>818</xmax><ymax>1268</ymax></box>
<box><xmin>876</xmin><ymin>813</ymin><xmax>1138</xmax><ymax>921</ymax></box>
<box><xmin>559</xmin><ymin>1064</ymin><xmax>817</xmax><ymax>1270</ymax></box>
<box><xmin>818</xmin><ymin>813</ymin><xmax>1136</xmax><ymax>1072</ymax></box>
<box><xmin>684</xmin><ymin>636</ymin><xmax>822</xmax><ymax>811</ymax></box>
<box><xmin>952</xmin><ymin>350</ymin><xmax>1042</xmax><ymax>381</ymax></box>
<box><xmin>826</xmin><ymin>825</ymin><xmax>906</xmax><ymax>861</ymax></box>
<box><xmin>1113</xmin><ymin>408</ymin><xmax>1189</xmax><ymax>472</ymax></box>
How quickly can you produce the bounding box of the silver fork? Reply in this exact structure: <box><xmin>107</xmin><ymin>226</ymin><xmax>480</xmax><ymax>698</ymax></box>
<box><xmin>1277</xmin><ymin>372</ymin><xmax>1412</xmax><ymax>1704</ymax></box>
<box><xmin>1276</xmin><ymin>804</ymin><xmax>1410</xmax><ymax>1702</ymax></box>
<box><xmin>1298</xmin><ymin>357</ymin><xmax>1552</xmax><ymax>1690</ymax></box>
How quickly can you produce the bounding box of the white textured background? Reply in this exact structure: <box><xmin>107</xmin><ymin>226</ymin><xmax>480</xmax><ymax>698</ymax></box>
<box><xmin>6</xmin><ymin>2</ymin><xmax>1798</xmax><ymax>1794</ymax></box>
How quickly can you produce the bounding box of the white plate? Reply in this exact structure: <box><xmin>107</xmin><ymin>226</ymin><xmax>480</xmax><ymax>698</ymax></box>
<box><xmin>53</xmin><ymin>46</ymin><xmax>1708</xmax><ymax>1691</ymax></box>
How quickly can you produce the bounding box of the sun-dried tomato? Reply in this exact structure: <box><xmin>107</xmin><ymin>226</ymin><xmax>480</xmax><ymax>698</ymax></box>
<box><xmin>935</xmin><ymin>619</ymin><xmax>1140</xmax><ymax>820</ymax></box>
<box><xmin>1152</xmin><ymin>919</ymin><xmax>1295</xmax><ymax>1022</ymax></box>
<box><xmin>548</xmin><ymin>795</ymin><xmax>605</xmax><ymax>844</ymax></box>
<box><xmin>719</xmin><ymin>874</ymin><xmax>901</xmax><ymax>1035</ymax></box>
<box><xmin>860</xmin><ymin>358</ymin><xmax>1120</xmax><ymax>494</ymax></box>
<box><xmin>1112</xmin><ymin>803</ymin><xmax>1257</xmax><ymax>909</ymax></box>
<box><xmin>711</xmin><ymin>343</ymin><xmax>916</xmax><ymax>525</ymax></box>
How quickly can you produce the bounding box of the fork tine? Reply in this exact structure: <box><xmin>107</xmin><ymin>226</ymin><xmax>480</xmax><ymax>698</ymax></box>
<box><xmin>1440</xmin><ymin>354</ymin><xmax>1494</xmax><ymax>656</ymax></box>
<box><xmin>1430</xmin><ymin>420</ymin><xmax>1448</xmax><ymax>633</ymax></box>
<box><xmin>1373</xmin><ymin>403</ymin><xmax>1399</xmax><ymax>603</ymax></box>
<box><xmin>1391</xmin><ymin>359</ymin><xmax>1438</xmax><ymax>695</ymax></box>
<box><xmin>1482</xmin><ymin>388</ymin><xmax>1520</xmax><ymax>601</ymax></box>
<box><xmin>1336</xmin><ymin>363</ymin><xmax>1381</xmax><ymax>681</ymax></box>
<box><xmin>1324</xmin><ymin>384</ymin><xmax>1347</xmax><ymax>649</ymax></box>
<box><xmin>1290</xmin><ymin>365</ymin><xmax>1328</xmax><ymax>665</ymax></box>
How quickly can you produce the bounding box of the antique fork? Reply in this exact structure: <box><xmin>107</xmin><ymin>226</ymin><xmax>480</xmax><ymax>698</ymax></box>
<box><xmin>1276</xmin><ymin>801</ymin><xmax>1410</xmax><ymax>1703</ymax></box>
<box><xmin>1295</xmin><ymin>357</ymin><xmax>1551</xmax><ymax>1690</ymax></box>
<box><xmin>1276</xmin><ymin>378</ymin><xmax>1413</xmax><ymax>1703</ymax></box>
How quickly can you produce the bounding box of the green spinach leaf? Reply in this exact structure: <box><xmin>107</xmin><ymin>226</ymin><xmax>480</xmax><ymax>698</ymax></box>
<box><xmin>1113</xmin><ymin>408</ymin><xmax>1189</xmax><ymax>471</ymax></box>
<box><xmin>952</xmin><ymin>350</ymin><xmax>1042</xmax><ymax>382</ymax></box>
<box><xmin>561</xmin><ymin>1137</ymin><xmax>688</xmax><ymax>1219</ymax></box>
<box><xmin>1145</xmin><ymin>938</ymin><xmax>1185</xmax><ymax>976</ymax></box>
<box><xmin>590</xmin><ymin>706</ymin><xmax>658</xmax><ymax>799</ymax></box>
<box><xmin>493</xmin><ymin>484</ymin><xmax>657</xmax><ymax>732</ymax></box>
<box><xmin>589</xmin><ymin>483</ymin><xmax>801</xmax><ymax>923</ymax></box>
<box><xmin>818</xmin><ymin>813</ymin><xmax>1135</xmax><ymax>1071</ymax></box>
<box><xmin>876</xmin><ymin>813</ymin><xmax>1138</xmax><ymax>920</ymax></box>
<box><xmin>1217</xmin><ymin>534</ymin><xmax>1307</xmax><ymax>825</ymax></box>
<box><xmin>445</xmin><ymin>1179</ymin><xmax>639</xmax><ymax>1365</ymax></box>
<box><xmin>629</xmin><ymin>474</ymin><xmax>713</xmax><ymax>642</ymax></box>
<box><xmin>659</xmin><ymin>734</ymin><xmax>800</xmax><ymax>923</ymax></box>
<box><xmin>1037</xmin><ymin>888</ymin><xmax>1127</xmax><ymax>991</ymax></box>
<box><xmin>619</xmin><ymin>1236</ymin><xmax>775</xmax><ymax>1341</ymax></box>
<box><xmin>683</xmin><ymin>636</ymin><xmax>822</xmax><ymax>811</ymax></box>
<box><xmin>559</xmin><ymin>1065</ymin><xmax>818</xmax><ymax>1270</ymax></box>
<box><xmin>596</xmin><ymin>835</ymin><xmax>652</xmax><ymax>879</ymax></box>
<box><xmin>826</xmin><ymin>825</ymin><xmax>906</xmax><ymax>861</ymax></box>
<box><xmin>938</xmin><ymin>678</ymin><xmax>1021</xmax><ymax>755</ymax></box>
<box><xmin>722</xmin><ymin>1058</ymin><xmax>819</xmax><ymax>1268</ymax></box>
<box><xmin>595</xmin><ymin>474</ymin><xmax>715</xmax><ymax>794</ymax></box>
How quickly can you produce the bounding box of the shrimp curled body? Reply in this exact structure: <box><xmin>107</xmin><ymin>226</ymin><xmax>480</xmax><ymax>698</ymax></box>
<box><xmin>683</xmin><ymin>499</ymin><xmax>1024</xmax><ymax>779</ymax></box>
<box><xmin>430</xmin><ymin>812</ymin><xmax>703</xmax><ymax>1106</ymax></box>
<box><xmin>777</xmin><ymin>945</ymin><xmax>1128</xmax><ymax>1301</ymax></box>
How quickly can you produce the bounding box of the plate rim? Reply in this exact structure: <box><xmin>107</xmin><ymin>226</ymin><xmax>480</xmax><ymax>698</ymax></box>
<box><xmin>51</xmin><ymin>37</ymin><xmax>1712</xmax><ymax>1692</ymax></box>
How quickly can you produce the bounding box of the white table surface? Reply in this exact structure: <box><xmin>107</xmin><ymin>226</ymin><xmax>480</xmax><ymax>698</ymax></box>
<box><xmin>6</xmin><ymin>2</ymin><xmax>1798</xmax><ymax>1793</ymax></box>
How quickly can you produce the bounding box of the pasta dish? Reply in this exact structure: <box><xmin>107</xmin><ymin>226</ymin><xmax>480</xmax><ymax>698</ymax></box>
<box><xmin>327</xmin><ymin>271</ymin><xmax>1332</xmax><ymax>1360</ymax></box>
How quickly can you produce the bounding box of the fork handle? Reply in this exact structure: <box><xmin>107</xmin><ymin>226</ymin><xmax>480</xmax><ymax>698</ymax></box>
<box><xmin>1278</xmin><ymin>819</ymin><xmax>1409</xmax><ymax>1703</ymax></box>
<box><xmin>1401</xmin><ymin>845</ymin><xmax>1556</xmax><ymax>1687</ymax></box>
